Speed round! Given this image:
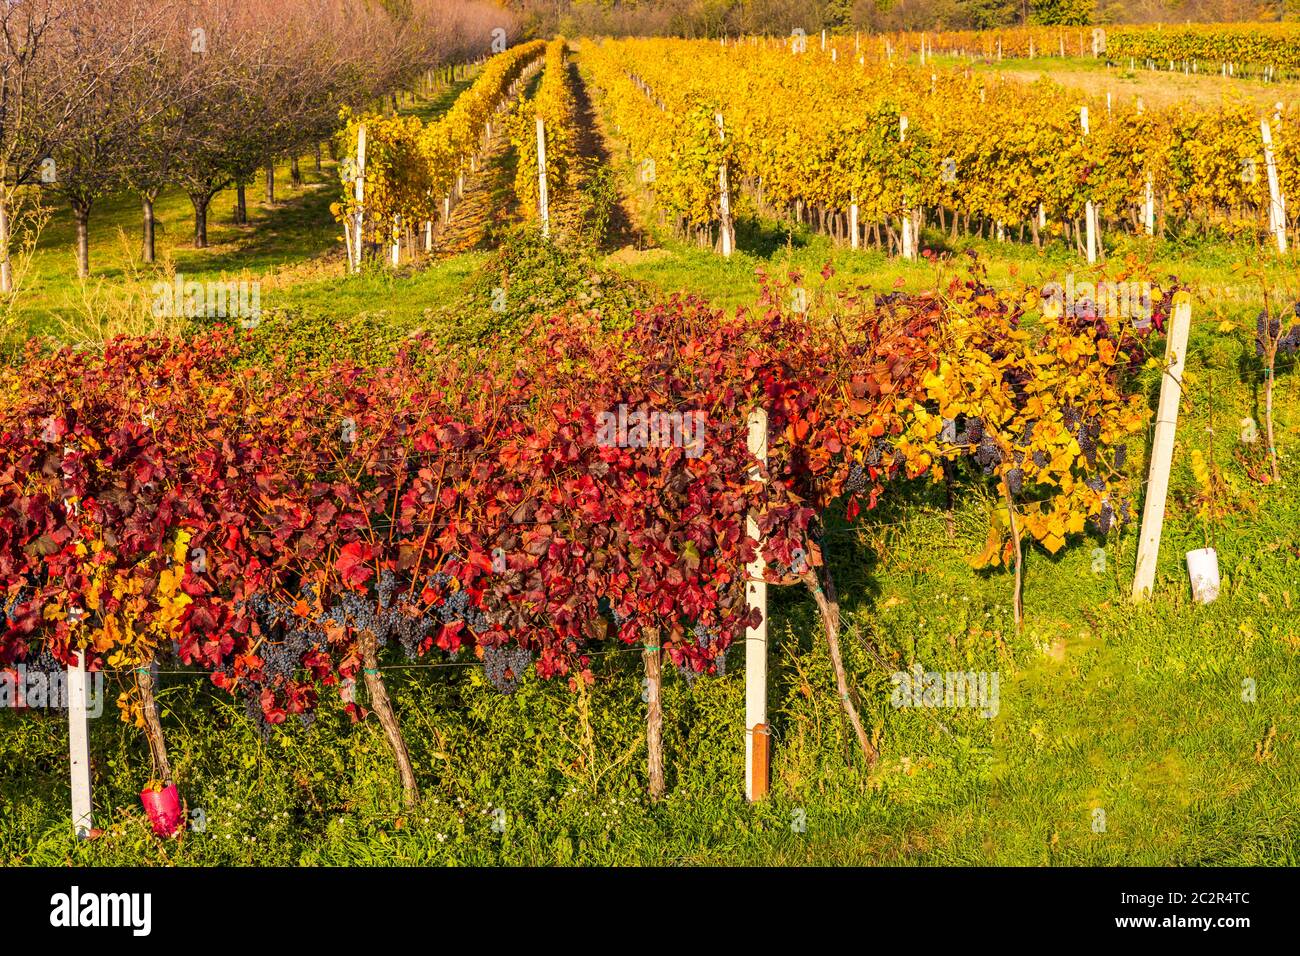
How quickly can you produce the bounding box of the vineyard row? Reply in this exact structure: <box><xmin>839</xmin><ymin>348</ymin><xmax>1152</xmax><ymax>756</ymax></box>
<box><xmin>584</xmin><ymin>38</ymin><xmax>1297</xmax><ymax>255</ymax></box>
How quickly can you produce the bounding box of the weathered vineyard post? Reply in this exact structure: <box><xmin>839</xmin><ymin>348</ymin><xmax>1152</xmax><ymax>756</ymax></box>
<box><xmin>717</xmin><ymin>113</ymin><xmax>735</xmax><ymax>257</ymax></box>
<box><xmin>1261</xmin><ymin>119</ymin><xmax>1288</xmax><ymax>255</ymax></box>
<box><xmin>351</xmin><ymin>123</ymin><xmax>367</xmax><ymax>274</ymax></box>
<box><xmin>69</xmin><ymin>650</ymin><xmax>93</xmax><ymax>839</ymax></box>
<box><xmin>899</xmin><ymin>115</ymin><xmax>917</xmax><ymax>260</ymax></box>
<box><xmin>1132</xmin><ymin>295</ymin><xmax>1193</xmax><ymax>601</ymax></box>
<box><xmin>536</xmin><ymin>117</ymin><xmax>550</xmax><ymax>238</ymax></box>
<box><xmin>745</xmin><ymin>407</ymin><xmax>769</xmax><ymax>800</ymax></box>
<box><xmin>1081</xmin><ymin>106</ymin><xmax>1098</xmax><ymax>264</ymax></box>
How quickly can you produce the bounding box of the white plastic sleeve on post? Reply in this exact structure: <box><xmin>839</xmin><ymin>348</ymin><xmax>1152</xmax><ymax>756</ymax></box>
<box><xmin>744</xmin><ymin>408</ymin><xmax>768</xmax><ymax>801</ymax></box>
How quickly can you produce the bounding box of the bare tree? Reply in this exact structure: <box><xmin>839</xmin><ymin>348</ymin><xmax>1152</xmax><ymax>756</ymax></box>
<box><xmin>47</xmin><ymin>0</ymin><xmax>168</xmax><ymax>277</ymax></box>
<box><xmin>0</xmin><ymin>0</ymin><xmax>101</xmax><ymax>290</ymax></box>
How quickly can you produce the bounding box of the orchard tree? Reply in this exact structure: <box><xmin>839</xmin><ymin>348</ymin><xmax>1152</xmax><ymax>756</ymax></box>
<box><xmin>0</xmin><ymin>0</ymin><xmax>98</xmax><ymax>291</ymax></box>
<box><xmin>46</xmin><ymin>0</ymin><xmax>168</xmax><ymax>277</ymax></box>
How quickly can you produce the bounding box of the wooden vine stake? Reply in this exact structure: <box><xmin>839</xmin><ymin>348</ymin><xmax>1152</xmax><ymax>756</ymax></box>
<box><xmin>899</xmin><ymin>115</ymin><xmax>917</xmax><ymax>260</ymax></box>
<box><xmin>850</xmin><ymin>188</ymin><xmax>859</xmax><ymax>250</ymax></box>
<box><xmin>744</xmin><ymin>407</ymin><xmax>769</xmax><ymax>801</ymax></box>
<box><xmin>1261</xmin><ymin>120</ymin><xmax>1288</xmax><ymax>255</ymax></box>
<box><xmin>716</xmin><ymin>113</ymin><xmax>735</xmax><ymax>257</ymax></box>
<box><xmin>1136</xmin><ymin>99</ymin><xmax>1155</xmax><ymax>236</ymax></box>
<box><xmin>644</xmin><ymin>633</ymin><xmax>665</xmax><ymax>801</ymax></box>
<box><xmin>1132</xmin><ymin>294</ymin><xmax>1193</xmax><ymax>601</ymax></box>
<box><xmin>1081</xmin><ymin>106</ymin><xmax>1098</xmax><ymax>264</ymax></box>
<box><xmin>536</xmin><ymin>117</ymin><xmax>550</xmax><ymax>238</ymax></box>
<box><xmin>351</xmin><ymin>123</ymin><xmax>366</xmax><ymax>274</ymax></box>
<box><xmin>68</xmin><ymin>649</ymin><xmax>93</xmax><ymax>839</ymax></box>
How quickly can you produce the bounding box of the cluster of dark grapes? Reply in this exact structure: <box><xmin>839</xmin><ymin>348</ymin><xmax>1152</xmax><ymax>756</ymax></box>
<box><xmin>1096</xmin><ymin>501</ymin><xmax>1115</xmax><ymax>535</ymax></box>
<box><xmin>1082</xmin><ymin>476</ymin><xmax>1133</xmax><ymax>535</ymax></box>
<box><xmin>260</xmin><ymin>627</ymin><xmax>317</xmax><ymax>682</ymax></box>
<box><xmin>863</xmin><ymin>440</ymin><xmax>893</xmax><ymax>467</ymax></box>
<box><xmin>1113</xmin><ymin>443</ymin><xmax>1128</xmax><ymax>470</ymax></box>
<box><xmin>844</xmin><ymin>462</ymin><xmax>866</xmax><ymax>494</ymax></box>
<box><xmin>423</xmin><ymin>564</ymin><xmax>489</xmax><ymax>640</ymax></box>
<box><xmin>677</xmin><ymin>623</ymin><xmax>726</xmax><ymax>686</ymax></box>
<box><xmin>873</xmin><ymin>291</ymin><xmax>909</xmax><ymax>307</ymax></box>
<box><xmin>482</xmin><ymin>643</ymin><xmax>532</xmax><ymax>694</ymax></box>
<box><xmin>4</xmin><ymin>586</ymin><xmax>29</xmax><ymax>624</ymax></box>
<box><xmin>247</xmin><ymin>589</ymin><xmax>292</xmax><ymax>630</ymax></box>
<box><xmin>26</xmin><ymin>646</ymin><xmax>60</xmax><ymax>676</ymax></box>
<box><xmin>242</xmin><ymin>586</ymin><xmax>325</xmax><ymax>680</ymax></box>
<box><xmin>1074</xmin><ymin>417</ymin><xmax>1100</xmax><ymax>469</ymax></box>
<box><xmin>974</xmin><ymin>436</ymin><xmax>1002</xmax><ymax>475</ymax></box>
<box><xmin>1255</xmin><ymin>306</ymin><xmax>1300</xmax><ymax>358</ymax></box>
<box><xmin>230</xmin><ymin>586</ymin><xmax>329</xmax><ymax>739</ymax></box>
<box><xmin>319</xmin><ymin>588</ymin><xmax>388</xmax><ymax>640</ymax></box>
<box><xmin>1065</xmin><ymin>297</ymin><xmax>1097</xmax><ymax>323</ymax></box>
<box><xmin>1004</xmin><ymin>466</ymin><xmax>1024</xmax><ymax>495</ymax></box>
<box><xmin>243</xmin><ymin>694</ymin><xmax>274</xmax><ymax>742</ymax></box>
<box><xmin>953</xmin><ymin>417</ymin><xmax>983</xmax><ymax>447</ymax></box>
<box><xmin>303</xmin><ymin>570</ymin><xmax>466</xmax><ymax>661</ymax></box>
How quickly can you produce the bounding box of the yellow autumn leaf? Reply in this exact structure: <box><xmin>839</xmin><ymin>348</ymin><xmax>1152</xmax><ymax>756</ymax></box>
<box><xmin>1041</xmin><ymin>531</ymin><xmax>1066</xmax><ymax>554</ymax></box>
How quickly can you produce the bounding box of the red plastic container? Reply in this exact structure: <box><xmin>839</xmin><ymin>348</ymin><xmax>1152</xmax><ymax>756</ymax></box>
<box><xmin>140</xmin><ymin>784</ymin><xmax>183</xmax><ymax>837</ymax></box>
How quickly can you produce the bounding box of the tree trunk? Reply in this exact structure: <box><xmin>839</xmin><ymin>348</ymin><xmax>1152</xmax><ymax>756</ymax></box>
<box><xmin>291</xmin><ymin>155</ymin><xmax>301</xmax><ymax>188</ymax></box>
<box><xmin>315</xmin><ymin>143</ymin><xmax>322</xmax><ymax>172</ymax></box>
<box><xmin>235</xmin><ymin>182</ymin><xmax>247</xmax><ymax>225</ymax></box>
<box><xmin>73</xmin><ymin>204</ymin><xmax>90</xmax><ymax>278</ymax></box>
<box><xmin>643</xmin><ymin>639</ymin><xmax>665</xmax><ymax>801</ymax></box>
<box><xmin>358</xmin><ymin>629</ymin><xmax>419</xmax><ymax>807</ymax></box>
<box><xmin>265</xmin><ymin>162</ymin><xmax>275</xmax><ymax>205</ymax></box>
<box><xmin>802</xmin><ymin>569</ymin><xmax>878</xmax><ymax>767</ymax></box>
<box><xmin>0</xmin><ymin>194</ymin><xmax>12</xmax><ymax>294</ymax></box>
<box><xmin>136</xmin><ymin>663</ymin><xmax>172</xmax><ymax>784</ymax></box>
<box><xmin>190</xmin><ymin>193</ymin><xmax>210</xmax><ymax>248</ymax></box>
<box><xmin>141</xmin><ymin>193</ymin><xmax>156</xmax><ymax>264</ymax></box>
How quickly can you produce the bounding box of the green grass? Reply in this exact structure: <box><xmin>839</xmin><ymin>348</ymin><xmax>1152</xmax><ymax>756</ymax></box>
<box><xmin>18</xmin><ymin>155</ymin><xmax>342</xmax><ymax>338</ymax></box>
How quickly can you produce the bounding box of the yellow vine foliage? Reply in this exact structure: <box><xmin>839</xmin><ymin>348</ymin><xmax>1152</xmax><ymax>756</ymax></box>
<box><xmin>582</xmin><ymin>37</ymin><xmax>1297</xmax><ymax>242</ymax></box>
<box><xmin>1109</xmin><ymin>23</ymin><xmax>1300</xmax><ymax>73</ymax></box>
<box><xmin>512</xmin><ymin>38</ymin><xmax>577</xmax><ymax>218</ymax></box>
<box><xmin>333</xmin><ymin>40</ymin><xmax>545</xmax><ymax>241</ymax></box>
<box><xmin>894</xmin><ymin>287</ymin><xmax>1149</xmax><ymax>565</ymax></box>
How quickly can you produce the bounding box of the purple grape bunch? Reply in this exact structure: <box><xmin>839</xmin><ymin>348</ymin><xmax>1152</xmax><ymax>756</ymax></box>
<box><xmin>482</xmin><ymin>643</ymin><xmax>532</xmax><ymax>694</ymax></box>
<box><xmin>844</xmin><ymin>462</ymin><xmax>867</xmax><ymax>494</ymax></box>
<box><xmin>1255</xmin><ymin>305</ymin><xmax>1300</xmax><ymax>358</ymax></box>
<box><xmin>677</xmin><ymin>622</ymin><xmax>726</xmax><ymax>686</ymax></box>
<box><xmin>974</xmin><ymin>436</ymin><xmax>1002</xmax><ymax>475</ymax></box>
<box><xmin>1072</xmin><ymin>416</ymin><xmax>1100</xmax><ymax>469</ymax></box>
<box><xmin>954</xmin><ymin>416</ymin><xmax>983</xmax><ymax>447</ymax></box>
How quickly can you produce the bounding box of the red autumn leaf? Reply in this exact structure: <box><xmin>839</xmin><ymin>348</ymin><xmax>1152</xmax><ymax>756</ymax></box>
<box><xmin>335</xmin><ymin>540</ymin><xmax>375</xmax><ymax>588</ymax></box>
